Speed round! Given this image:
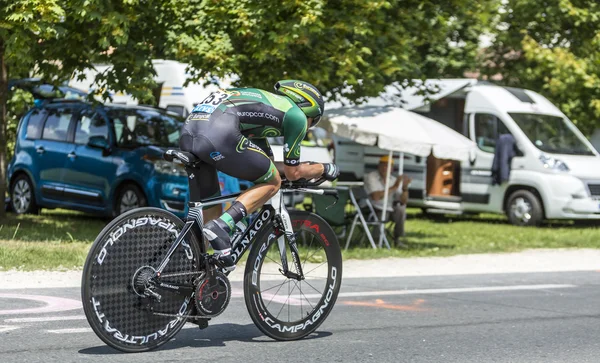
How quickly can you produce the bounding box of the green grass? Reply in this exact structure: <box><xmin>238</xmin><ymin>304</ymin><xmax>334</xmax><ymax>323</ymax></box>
<box><xmin>0</xmin><ymin>209</ymin><xmax>106</xmax><ymax>270</ymax></box>
<box><xmin>341</xmin><ymin>209</ymin><xmax>600</xmax><ymax>259</ymax></box>
<box><xmin>0</xmin><ymin>207</ymin><xmax>599</xmax><ymax>271</ymax></box>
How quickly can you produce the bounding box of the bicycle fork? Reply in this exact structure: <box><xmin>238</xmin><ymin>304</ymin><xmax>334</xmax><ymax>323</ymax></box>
<box><xmin>267</xmin><ymin>191</ymin><xmax>305</xmax><ymax>281</ymax></box>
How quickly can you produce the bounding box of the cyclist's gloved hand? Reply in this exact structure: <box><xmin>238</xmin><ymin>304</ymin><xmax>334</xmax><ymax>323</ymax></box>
<box><xmin>322</xmin><ymin>163</ymin><xmax>340</xmax><ymax>181</ymax></box>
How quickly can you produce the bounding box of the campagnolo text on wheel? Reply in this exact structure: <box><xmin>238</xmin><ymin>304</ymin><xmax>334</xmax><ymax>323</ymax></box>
<box><xmin>81</xmin><ymin>80</ymin><xmax>344</xmax><ymax>352</ymax></box>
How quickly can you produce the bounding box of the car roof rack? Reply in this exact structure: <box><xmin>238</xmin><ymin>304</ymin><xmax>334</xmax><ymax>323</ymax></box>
<box><xmin>35</xmin><ymin>98</ymin><xmax>89</xmax><ymax>107</ymax></box>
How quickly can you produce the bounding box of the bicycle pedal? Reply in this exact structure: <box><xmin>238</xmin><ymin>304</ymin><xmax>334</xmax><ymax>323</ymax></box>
<box><xmin>188</xmin><ymin>317</ymin><xmax>210</xmax><ymax>329</ymax></box>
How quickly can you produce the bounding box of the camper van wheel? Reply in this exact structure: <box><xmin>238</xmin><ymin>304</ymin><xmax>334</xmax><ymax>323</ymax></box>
<box><xmin>506</xmin><ymin>190</ymin><xmax>543</xmax><ymax>227</ymax></box>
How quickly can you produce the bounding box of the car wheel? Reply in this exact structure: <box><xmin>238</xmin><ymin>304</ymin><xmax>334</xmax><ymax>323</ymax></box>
<box><xmin>506</xmin><ymin>190</ymin><xmax>543</xmax><ymax>226</ymax></box>
<box><xmin>115</xmin><ymin>184</ymin><xmax>147</xmax><ymax>216</ymax></box>
<box><xmin>10</xmin><ymin>174</ymin><xmax>39</xmax><ymax>214</ymax></box>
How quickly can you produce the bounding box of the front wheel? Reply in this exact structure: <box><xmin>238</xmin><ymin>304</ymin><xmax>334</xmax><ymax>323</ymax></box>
<box><xmin>506</xmin><ymin>189</ymin><xmax>543</xmax><ymax>226</ymax></box>
<box><xmin>10</xmin><ymin>174</ymin><xmax>39</xmax><ymax>214</ymax></box>
<box><xmin>244</xmin><ymin>210</ymin><xmax>343</xmax><ymax>340</ymax></box>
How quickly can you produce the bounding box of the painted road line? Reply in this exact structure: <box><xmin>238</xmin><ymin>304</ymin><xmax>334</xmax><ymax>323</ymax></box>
<box><xmin>303</xmin><ymin>284</ymin><xmax>576</xmax><ymax>299</ymax></box>
<box><xmin>0</xmin><ymin>325</ymin><xmax>20</xmax><ymax>333</ymax></box>
<box><xmin>0</xmin><ymin>294</ymin><xmax>81</xmax><ymax>315</ymax></box>
<box><xmin>47</xmin><ymin>328</ymin><xmax>92</xmax><ymax>334</ymax></box>
<box><xmin>5</xmin><ymin>316</ymin><xmax>86</xmax><ymax>323</ymax></box>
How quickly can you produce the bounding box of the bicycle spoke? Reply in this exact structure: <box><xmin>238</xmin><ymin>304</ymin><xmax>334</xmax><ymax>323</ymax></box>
<box><xmin>275</xmin><ymin>280</ymin><xmax>298</xmax><ymax>320</ymax></box>
<box><xmin>302</xmin><ymin>246</ymin><xmax>324</xmax><ymax>267</ymax></box>
<box><xmin>300</xmin><ymin>280</ymin><xmax>303</xmax><ymax>320</ymax></box>
<box><xmin>302</xmin><ymin>233</ymin><xmax>316</xmax><ymax>271</ymax></box>
<box><xmin>265</xmin><ymin>253</ymin><xmax>283</xmax><ymax>267</ymax></box>
<box><xmin>302</xmin><ymin>275</ymin><xmax>328</xmax><ymax>281</ymax></box>
<box><xmin>264</xmin><ymin>279</ymin><xmax>288</xmax><ymax>309</ymax></box>
<box><xmin>303</xmin><ymin>261</ymin><xmax>328</xmax><ymax>276</ymax></box>
<box><xmin>260</xmin><ymin>280</ymin><xmax>289</xmax><ymax>293</ymax></box>
<box><xmin>301</xmin><ymin>279</ymin><xmax>324</xmax><ymax>296</ymax></box>
<box><xmin>292</xmin><ymin>279</ymin><xmax>316</xmax><ymax>314</ymax></box>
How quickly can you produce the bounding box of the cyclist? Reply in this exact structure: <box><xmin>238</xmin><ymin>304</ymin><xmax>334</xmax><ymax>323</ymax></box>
<box><xmin>179</xmin><ymin>80</ymin><xmax>340</xmax><ymax>271</ymax></box>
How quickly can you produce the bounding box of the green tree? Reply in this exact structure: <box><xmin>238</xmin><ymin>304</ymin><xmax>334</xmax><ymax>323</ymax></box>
<box><xmin>1</xmin><ymin>0</ymin><xmax>497</xmax><ymax>217</ymax></box>
<box><xmin>170</xmin><ymin>0</ymin><xmax>498</xmax><ymax>102</ymax></box>
<box><xmin>484</xmin><ymin>0</ymin><xmax>600</xmax><ymax>135</ymax></box>
<box><xmin>0</xmin><ymin>0</ymin><xmax>180</xmax><ymax>217</ymax></box>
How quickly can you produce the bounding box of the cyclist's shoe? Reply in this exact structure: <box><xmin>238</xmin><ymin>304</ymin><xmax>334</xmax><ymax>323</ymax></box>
<box><xmin>203</xmin><ymin>220</ymin><xmax>235</xmax><ymax>272</ymax></box>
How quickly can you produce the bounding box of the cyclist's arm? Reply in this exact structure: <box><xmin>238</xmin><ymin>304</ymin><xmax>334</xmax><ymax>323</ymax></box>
<box><xmin>281</xmin><ymin>109</ymin><xmax>324</xmax><ymax>181</ymax></box>
<box><xmin>283</xmin><ymin>163</ymin><xmax>324</xmax><ymax>181</ymax></box>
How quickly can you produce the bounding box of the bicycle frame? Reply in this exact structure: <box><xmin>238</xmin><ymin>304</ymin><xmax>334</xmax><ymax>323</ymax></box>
<box><xmin>153</xmin><ymin>186</ymin><xmax>330</xmax><ymax>283</ymax></box>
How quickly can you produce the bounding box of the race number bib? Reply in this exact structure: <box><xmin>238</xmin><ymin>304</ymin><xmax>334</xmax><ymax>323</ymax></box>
<box><xmin>191</xmin><ymin>89</ymin><xmax>233</xmax><ymax>114</ymax></box>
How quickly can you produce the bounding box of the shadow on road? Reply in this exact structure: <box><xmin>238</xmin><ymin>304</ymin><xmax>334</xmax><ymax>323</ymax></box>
<box><xmin>78</xmin><ymin>323</ymin><xmax>333</xmax><ymax>354</ymax></box>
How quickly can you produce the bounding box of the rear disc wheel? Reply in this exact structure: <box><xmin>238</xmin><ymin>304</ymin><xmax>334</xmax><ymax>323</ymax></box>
<box><xmin>81</xmin><ymin>207</ymin><xmax>202</xmax><ymax>352</ymax></box>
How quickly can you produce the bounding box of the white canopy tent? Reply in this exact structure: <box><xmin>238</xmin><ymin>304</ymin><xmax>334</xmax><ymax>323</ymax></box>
<box><xmin>323</xmin><ymin>105</ymin><xmax>476</xmax><ymax>248</ymax></box>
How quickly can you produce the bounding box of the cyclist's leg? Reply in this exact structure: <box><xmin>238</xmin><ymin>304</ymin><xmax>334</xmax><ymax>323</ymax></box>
<box><xmin>180</xmin><ymin>115</ymin><xmax>280</xmax><ymax>268</ymax></box>
<box><xmin>204</xmin><ymin>136</ymin><xmax>281</xmax><ymax>269</ymax></box>
<box><xmin>206</xmin><ymin>134</ymin><xmax>280</xmax><ymax>235</ymax></box>
<box><xmin>179</xmin><ymin>130</ymin><xmax>222</xmax><ymax>224</ymax></box>
<box><xmin>220</xmin><ymin>136</ymin><xmax>281</xmax><ymax>213</ymax></box>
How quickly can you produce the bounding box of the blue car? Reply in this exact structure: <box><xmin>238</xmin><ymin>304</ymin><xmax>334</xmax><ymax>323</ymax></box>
<box><xmin>7</xmin><ymin>99</ymin><xmax>190</xmax><ymax>218</ymax></box>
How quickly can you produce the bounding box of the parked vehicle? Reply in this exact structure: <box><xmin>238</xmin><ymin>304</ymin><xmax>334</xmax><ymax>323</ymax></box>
<box><xmin>7</xmin><ymin>99</ymin><xmax>189</xmax><ymax>218</ymax></box>
<box><xmin>69</xmin><ymin>62</ymin><xmax>332</xmax><ymax>205</ymax></box>
<box><xmin>331</xmin><ymin>79</ymin><xmax>600</xmax><ymax>226</ymax></box>
<box><xmin>68</xmin><ymin>59</ymin><xmax>232</xmax><ymax>115</ymax></box>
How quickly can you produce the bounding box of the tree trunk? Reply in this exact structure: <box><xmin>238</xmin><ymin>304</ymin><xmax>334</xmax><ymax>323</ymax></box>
<box><xmin>0</xmin><ymin>39</ymin><xmax>8</xmax><ymax>218</ymax></box>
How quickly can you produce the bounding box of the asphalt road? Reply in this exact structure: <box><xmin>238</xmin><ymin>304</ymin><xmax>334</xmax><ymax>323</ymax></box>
<box><xmin>1</xmin><ymin>270</ymin><xmax>599</xmax><ymax>363</ymax></box>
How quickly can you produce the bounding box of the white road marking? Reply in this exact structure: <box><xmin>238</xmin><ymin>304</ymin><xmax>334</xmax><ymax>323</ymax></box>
<box><xmin>5</xmin><ymin>316</ymin><xmax>86</xmax><ymax>323</ymax></box>
<box><xmin>47</xmin><ymin>328</ymin><xmax>91</xmax><ymax>334</ymax></box>
<box><xmin>329</xmin><ymin>284</ymin><xmax>577</xmax><ymax>299</ymax></box>
<box><xmin>0</xmin><ymin>294</ymin><xmax>81</xmax><ymax>315</ymax></box>
<box><xmin>0</xmin><ymin>325</ymin><xmax>20</xmax><ymax>333</ymax></box>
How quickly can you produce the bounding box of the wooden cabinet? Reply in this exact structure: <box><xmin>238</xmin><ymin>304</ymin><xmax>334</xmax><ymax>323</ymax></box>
<box><xmin>426</xmin><ymin>154</ymin><xmax>460</xmax><ymax>197</ymax></box>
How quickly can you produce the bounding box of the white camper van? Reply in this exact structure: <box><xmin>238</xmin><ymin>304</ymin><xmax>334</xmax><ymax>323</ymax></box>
<box><xmin>332</xmin><ymin>79</ymin><xmax>600</xmax><ymax>226</ymax></box>
<box><xmin>69</xmin><ymin>59</ymin><xmax>230</xmax><ymax>114</ymax></box>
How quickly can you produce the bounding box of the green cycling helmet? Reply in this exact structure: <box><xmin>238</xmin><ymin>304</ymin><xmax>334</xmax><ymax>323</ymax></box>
<box><xmin>274</xmin><ymin>80</ymin><xmax>325</xmax><ymax>128</ymax></box>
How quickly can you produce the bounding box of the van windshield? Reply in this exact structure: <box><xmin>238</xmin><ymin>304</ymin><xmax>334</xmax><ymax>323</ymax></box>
<box><xmin>108</xmin><ymin>108</ymin><xmax>183</xmax><ymax>148</ymax></box>
<box><xmin>509</xmin><ymin>113</ymin><xmax>595</xmax><ymax>156</ymax></box>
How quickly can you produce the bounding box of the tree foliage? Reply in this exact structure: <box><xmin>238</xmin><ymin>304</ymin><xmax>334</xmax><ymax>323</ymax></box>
<box><xmin>170</xmin><ymin>0</ymin><xmax>498</xmax><ymax>102</ymax></box>
<box><xmin>484</xmin><ymin>0</ymin><xmax>600</xmax><ymax>135</ymax></box>
<box><xmin>0</xmin><ymin>0</ymin><xmax>180</xmax><ymax>216</ymax></box>
<box><xmin>0</xmin><ymin>0</ymin><xmax>497</xmax><ymax>217</ymax></box>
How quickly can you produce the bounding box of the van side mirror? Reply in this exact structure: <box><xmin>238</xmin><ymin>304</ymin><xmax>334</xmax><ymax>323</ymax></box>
<box><xmin>469</xmin><ymin>148</ymin><xmax>477</xmax><ymax>166</ymax></box>
<box><xmin>88</xmin><ymin>135</ymin><xmax>111</xmax><ymax>154</ymax></box>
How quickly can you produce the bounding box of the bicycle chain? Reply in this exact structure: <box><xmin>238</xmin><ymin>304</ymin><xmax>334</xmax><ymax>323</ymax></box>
<box><xmin>156</xmin><ymin>271</ymin><xmax>205</xmax><ymax>279</ymax></box>
<box><xmin>149</xmin><ymin>270</ymin><xmax>229</xmax><ymax>319</ymax></box>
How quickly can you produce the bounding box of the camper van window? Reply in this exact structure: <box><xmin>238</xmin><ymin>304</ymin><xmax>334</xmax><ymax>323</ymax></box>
<box><xmin>108</xmin><ymin>109</ymin><xmax>183</xmax><ymax>148</ymax></box>
<box><xmin>474</xmin><ymin>113</ymin><xmax>511</xmax><ymax>153</ymax></box>
<box><xmin>509</xmin><ymin>113</ymin><xmax>594</xmax><ymax>156</ymax></box>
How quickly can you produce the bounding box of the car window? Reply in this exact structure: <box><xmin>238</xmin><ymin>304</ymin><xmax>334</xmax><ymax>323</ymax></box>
<box><xmin>474</xmin><ymin>113</ymin><xmax>511</xmax><ymax>153</ymax></box>
<box><xmin>26</xmin><ymin>109</ymin><xmax>48</xmax><ymax>140</ymax></box>
<box><xmin>42</xmin><ymin>108</ymin><xmax>73</xmax><ymax>142</ymax></box>
<box><xmin>108</xmin><ymin>108</ymin><xmax>183</xmax><ymax>148</ymax></box>
<box><xmin>75</xmin><ymin>112</ymin><xmax>109</xmax><ymax>145</ymax></box>
<box><xmin>166</xmin><ymin>105</ymin><xmax>188</xmax><ymax>117</ymax></box>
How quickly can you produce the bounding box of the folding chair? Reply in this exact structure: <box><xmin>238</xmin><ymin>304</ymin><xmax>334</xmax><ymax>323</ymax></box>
<box><xmin>311</xmin><ymin>187</ymin><xmax>353</xmax><ymax>239</ymax></box>
<box><xmin>344</xmin><ymin>187</ymin><xmax>391</xmax><ymax>250</ymax></box>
